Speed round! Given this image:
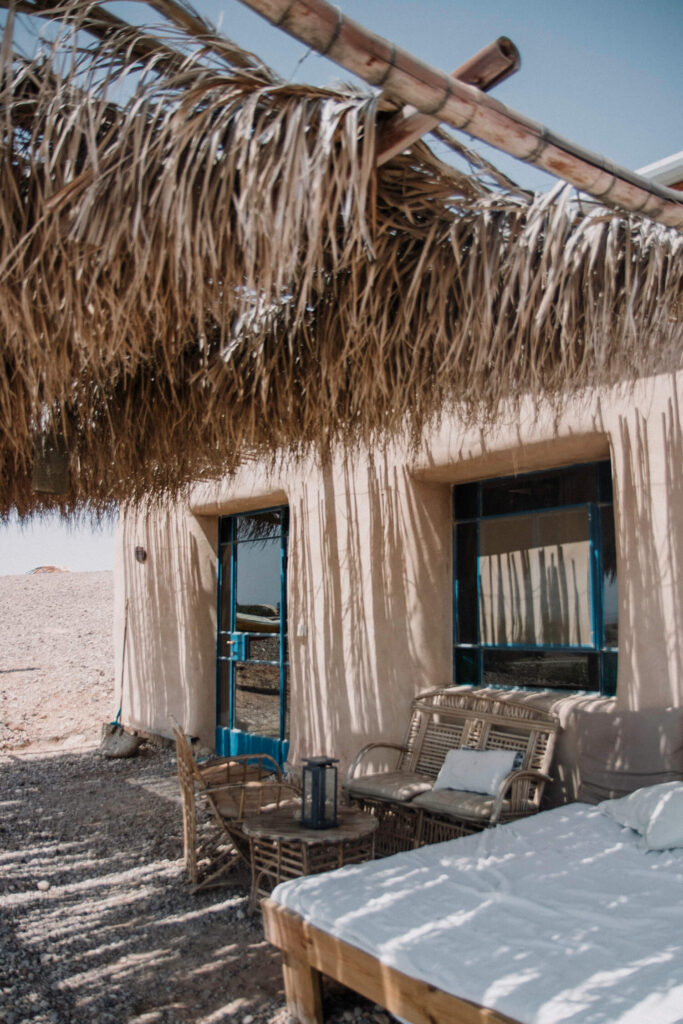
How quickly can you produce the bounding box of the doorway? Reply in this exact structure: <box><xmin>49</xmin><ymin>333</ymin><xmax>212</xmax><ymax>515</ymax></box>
<box><xmin>216</xmin><ymin>506</ymin><xmax>289</xmax><ymax>763</ymax></box>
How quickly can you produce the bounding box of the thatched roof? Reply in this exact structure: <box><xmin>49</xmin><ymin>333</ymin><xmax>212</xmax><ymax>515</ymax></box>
<box><xmin>1</xmin><ymin>0</ymin><xmax>682</xmax><ymax>518</ymax></box>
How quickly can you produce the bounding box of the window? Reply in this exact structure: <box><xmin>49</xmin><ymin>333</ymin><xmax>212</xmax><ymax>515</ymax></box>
<box><xmin>453</xmin><ymin>461</ymin><xmax>617</xmax><ymax>695</ymax></box>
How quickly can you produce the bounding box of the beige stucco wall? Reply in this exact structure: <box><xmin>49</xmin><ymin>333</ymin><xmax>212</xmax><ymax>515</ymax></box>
<box><xmin>115</xmin><ymin>456</ymin><xmax>452</xmax><ymax>760</ymax></box>
<box><xmin>114</xmin><ymin>506</ymin><xmax>218</xmax><ymax>743</ymax></box>
<box><xmin>114</xmin><ymin>371</ymin><xmax>683</xmax><ymax>798</ymax></box>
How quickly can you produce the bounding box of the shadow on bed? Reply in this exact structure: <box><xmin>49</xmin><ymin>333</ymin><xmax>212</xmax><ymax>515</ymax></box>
<box><xmin>262</xmin><ymin>786</ymin><xmax>683</xmax><ymax>1024</ymax></box>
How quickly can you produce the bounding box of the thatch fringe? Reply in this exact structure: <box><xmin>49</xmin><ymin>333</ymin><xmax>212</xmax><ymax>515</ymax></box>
<box><xmin>0</xmin><ymin>0</ymin><xmax>681</xmax><ymax>517</ymax></box>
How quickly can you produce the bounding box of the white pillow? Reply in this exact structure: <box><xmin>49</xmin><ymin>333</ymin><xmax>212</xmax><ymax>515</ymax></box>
<box><xmin>433</xmin><ymin>748</ymin><xmax>519</xmax><ymax>796</ymax></box>
<box><xmin>598</xmin><ymin>781</ymin><xmax>683</xmax><ymax>851</ymax></box>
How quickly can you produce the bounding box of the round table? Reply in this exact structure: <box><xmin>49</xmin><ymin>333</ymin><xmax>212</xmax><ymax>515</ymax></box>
<box><xmin>241</xmin><ymin>806</ymin><xmax>378</xmax><ymax>909</ymax></box>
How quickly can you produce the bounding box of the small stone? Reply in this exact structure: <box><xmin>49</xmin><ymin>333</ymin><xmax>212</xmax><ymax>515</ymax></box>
<box><xmin>242</xmin><ymin>1016</ymin><xmax>254</xmax><ymax>1024</ymax></box>
<box><xmin>36</xmin><ymin>880</ymin><xmax>50</xmax><ymax>891</ymax></box>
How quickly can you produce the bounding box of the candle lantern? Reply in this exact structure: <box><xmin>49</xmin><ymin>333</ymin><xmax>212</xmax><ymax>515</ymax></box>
<box><xmin>301</xmin><ymin>756</ymin><xmax>339</xmax><ymax>829</ymax></box>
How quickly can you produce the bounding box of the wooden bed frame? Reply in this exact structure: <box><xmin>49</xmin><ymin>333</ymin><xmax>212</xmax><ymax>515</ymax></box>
<box><xmin>262</xmin><ymin>898</ymin><xmax>520</xmax><ymax>1024</ymax></box>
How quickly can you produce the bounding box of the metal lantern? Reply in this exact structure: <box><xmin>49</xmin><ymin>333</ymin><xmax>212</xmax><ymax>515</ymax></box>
<box><xmin>301</xmin><ymin>756</ymin><xmax>339</xmax><ymax>829</ymax></box>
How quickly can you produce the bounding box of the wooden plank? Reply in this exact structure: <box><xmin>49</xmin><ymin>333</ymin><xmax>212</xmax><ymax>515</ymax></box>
<box><xmin>282</xmin><ymin>948</ymin><xmax>324</xmax><ymax>1024</ymax></box>
<box><xmin>376</xmin><ymin>37</ymin><xmax>520</xmax><ymax>166</ymax></box>
<box><xmin>262</xmin><ymin>899</ymin><xmax>521</xmax><ymax>1024</ymax></box>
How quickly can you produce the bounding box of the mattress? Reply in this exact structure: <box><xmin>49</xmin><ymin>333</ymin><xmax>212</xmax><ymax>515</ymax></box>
<box><xmin>271</xmin><ymin>803</ymin><xmax>683</xmax><ymax>1024</ymax></box>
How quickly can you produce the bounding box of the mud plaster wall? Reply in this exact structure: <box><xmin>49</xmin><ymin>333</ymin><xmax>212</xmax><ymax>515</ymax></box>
<box><xmin>115</xmin><ymin>372</ymin><xmax>683</xmax><ymax>796</ymax></box>
<box><xmin>114</xmin><ymin>506</ymin><xmax>217</xmax><ymax>743</ymax></box>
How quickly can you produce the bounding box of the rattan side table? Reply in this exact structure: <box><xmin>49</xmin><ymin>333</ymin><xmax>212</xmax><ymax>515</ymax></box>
<box><xmin>242</xmin><ymin>806</ymin><xmax>378</xmax><ymax>909</ymax></box>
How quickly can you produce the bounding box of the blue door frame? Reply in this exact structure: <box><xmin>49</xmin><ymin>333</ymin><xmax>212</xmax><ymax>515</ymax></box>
<box><xmin>215</xmin><ymin>507</ymin><xmax>289</xmax><ymax>764</ymax></box>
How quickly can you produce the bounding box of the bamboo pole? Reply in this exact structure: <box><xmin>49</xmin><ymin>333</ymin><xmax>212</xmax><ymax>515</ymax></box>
<box><xmin>442</xmin><ymin>34</ymin><xmax>521</xmax><ymax>91</ymax></box>
<box><xmin>237</xmin><ymin>0</ymin><xmax>683</xmax><ymax>230</ymax></box>
<box><xmin>377</xmin><ymin>37</ymin><xmax>520</xmax><ymax>167</ymax></box>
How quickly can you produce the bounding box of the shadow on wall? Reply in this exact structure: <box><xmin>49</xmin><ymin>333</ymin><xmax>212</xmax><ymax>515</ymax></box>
<box><xmin>617</xmin><ymin>384</ymin><xmax>683</xmax><ymax>710</ymax></box>
<box><xmin>289</xmin><ymin>450</ymin><xmax>451</xmax><ymax>768</ymax></box>
<box><xmin>544</xmin><ymin>384</ymin><xmax>683</xmax><ymax>804</ymax></box>
<box><xmin>120</xmin><ymin>508</ymin><xmax>217</xmax><ymax>743</ymax></box>
<box><xmin>663</xmin><ymin>387</ymin><xmax>683</xmax><ymax>691</ymax></box>
<box><xmin>574</xmin><ymin>703</ymin><xmax>683</xmax><ymax>802</ymax></box>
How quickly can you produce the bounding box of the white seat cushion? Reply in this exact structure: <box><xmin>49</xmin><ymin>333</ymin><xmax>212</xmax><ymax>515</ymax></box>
<box><xmin>344</xmin><ymin>771</ymin><xmax>434</xmax><ymax>804</ymax></box>
<box><xmin>412</xmin><ymin>788</ymin><xmax>497</xmax><ymax>821</ymax></box>
<box><xmin>412</xmin><ymin>788</ymin><xmax>534</xmax><ymax>822</ymax></box>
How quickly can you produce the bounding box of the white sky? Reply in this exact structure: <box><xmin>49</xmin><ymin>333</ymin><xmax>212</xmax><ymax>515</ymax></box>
<box><xmin>0</xmin><ymin>514</ymin><xmax>117</xmax><ymax>576</ymax></box>
<box><xmin>1</xmin><ymin>0</ymin><xmax>681</xmax><ymax>574</ymax></box>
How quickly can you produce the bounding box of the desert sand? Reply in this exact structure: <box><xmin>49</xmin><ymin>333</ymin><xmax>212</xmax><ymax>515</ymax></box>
<box><xmin>0</xmin><ymin>571</ymin><xmax>116</xmax><ymax>753</ymax></box>
<box><xmin>0</xmin><ymin>571</ymin><xmax>390</xmax><ymax>1024</ymax></box>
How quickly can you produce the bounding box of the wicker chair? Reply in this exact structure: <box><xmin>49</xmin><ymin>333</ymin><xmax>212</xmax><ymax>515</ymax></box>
<box><xmin>173</xmin><ymin>727</ymin><xmax>297</xmax><ymax>891</ymax></box>
<box><xmin>344</xmin><ymin>688</ymin><xmax>559</xmax><ymax>854</ymax></box>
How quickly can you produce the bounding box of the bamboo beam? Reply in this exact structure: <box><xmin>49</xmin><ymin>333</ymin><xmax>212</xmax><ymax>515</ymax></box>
<box><xmin>237</xmin><ymin>0</ymin><xmax>683</xmax><ymax>230</ymax></box>
<box><xmin>377</xmin><ymin>36</ymin><xmax>520</xmax><ymax>167</ymax></box>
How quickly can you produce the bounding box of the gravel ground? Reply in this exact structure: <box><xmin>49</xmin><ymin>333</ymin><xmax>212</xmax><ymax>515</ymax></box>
<box><xmin>0</xmin><ymin>744</ymin><xmax>395</xmax><ymax>1024</ymax></box>
<box><xmin>0</xmin><ymin>573</ymin><xmax>397</xmax><ymax>1024</ymax></box>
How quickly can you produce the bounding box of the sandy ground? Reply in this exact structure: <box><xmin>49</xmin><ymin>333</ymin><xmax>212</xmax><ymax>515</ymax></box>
<box><xmin>0</xmin><ymin>571</ymin><xmax>117</xmax><ymax>754</ymax></box>
<box><xmin>0</xmin><ymin>572</ymin><xmax>392</xmax><ymax>1024</ymax></box>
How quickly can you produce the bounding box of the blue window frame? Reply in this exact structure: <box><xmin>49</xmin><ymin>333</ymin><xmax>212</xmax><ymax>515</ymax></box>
<box><xmin>453</xmin><ymin>461</ymin><xmax>617</xmax><ymax>695</ymax></box>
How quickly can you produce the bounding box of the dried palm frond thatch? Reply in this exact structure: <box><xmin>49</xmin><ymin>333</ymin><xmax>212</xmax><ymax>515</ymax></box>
<box><xmin>1</xmin><ymin>0</ymin><xmax>681</xmax><ymax>518</ymax></box>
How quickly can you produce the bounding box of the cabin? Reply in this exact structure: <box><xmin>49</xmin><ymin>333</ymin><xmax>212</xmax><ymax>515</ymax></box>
<box><xmin>115</xmin><ymin>132</ymin><xmax>683</xmax><ymax>806</ymax></box>
<box><xmin>2</xmin><ymin>0</ymin><xmax>680</xmax><ymax>809</ymax></box>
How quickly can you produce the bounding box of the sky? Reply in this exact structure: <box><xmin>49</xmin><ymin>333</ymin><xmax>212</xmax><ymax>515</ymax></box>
<box><xmin>0</xmin><ymin>514</ymin><xmax>117</xmax><ymax>575</ymax></box>
<box><xmin>1</xmin><ymin>0</ymin><xmax>681</xmax><ymax>575</ymax></box>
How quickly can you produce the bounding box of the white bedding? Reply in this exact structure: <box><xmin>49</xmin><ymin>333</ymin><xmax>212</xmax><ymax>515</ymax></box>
<box><xmin>271</xmin><ymin>804</ymin><xmax>683</xmax><ymax>1024</ymax></box>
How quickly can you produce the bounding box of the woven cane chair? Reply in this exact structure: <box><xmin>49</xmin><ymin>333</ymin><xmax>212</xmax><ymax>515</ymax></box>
<box><xmin>344</xmin><ymin>688</ymin><xmax>559</xmax><ymax>854</ymax></box>
<box><xmin>173</xmin><ymin>727</ymin><xmax>297</xmax><ymax>891</ymax></box>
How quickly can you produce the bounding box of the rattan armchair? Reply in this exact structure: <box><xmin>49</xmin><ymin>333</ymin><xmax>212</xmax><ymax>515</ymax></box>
<box><xmin>173</xmin><ymin>727</ymin><xmax>298</xmax><ymax>891</ymax></box>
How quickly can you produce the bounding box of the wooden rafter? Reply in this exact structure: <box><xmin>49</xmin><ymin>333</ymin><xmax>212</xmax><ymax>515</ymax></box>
<box><xmin>237</xmin><ymin>0</ymin><xmax>683</xmax><ymax>229</ymax></box>
<box><xmin>376</xmin><ymin>37</ymin><xmax>520</xmax><ymax>167</ymax></box>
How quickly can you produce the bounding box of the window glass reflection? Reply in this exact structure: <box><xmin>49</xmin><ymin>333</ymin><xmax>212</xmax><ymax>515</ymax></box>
<box><xmin>452</xmin><ymin>462</ymin><xmax>617</xmax><ymax>695</ymax></box>
<box><xmin>479</xmin><ymin>508</ymin><xmax>592</xmax><ymax>647</ymax></box>
<box><xmin>217</xmin><ymin>506</ymin><xmax>289</xmax><ymax>744</ymax></box>
<box><xmin>455</xmin><ymin>523</ymin><xmax>477</xmax><ymax>643</ymax></box>
<box><xmin>483</xmin><ymin>650</ymin><xmax>600</xmax><ymax>691</ymax></box>
<box><xmin>235</xmin><ymin>537</ymin><xmax>281</xmax><ymax>630</ymax></box>
<box><xmin>234</xmin><ymin>510</ymin><xmax>283</xmax><ymax>542</ymax></box>
<box><xmin>601</xmin><ymin>510</ymin><xmax>618</xmax><ymax>647</ymax></box>
<box><xmin>234</xmin><ymin>664</ymin><xmax>281</xmax><ymax>738</ymax></box>
<box><xmin>481</xmin><ymin>464</ymin><xmax>598</xmax><ymax>517</ymax></box>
